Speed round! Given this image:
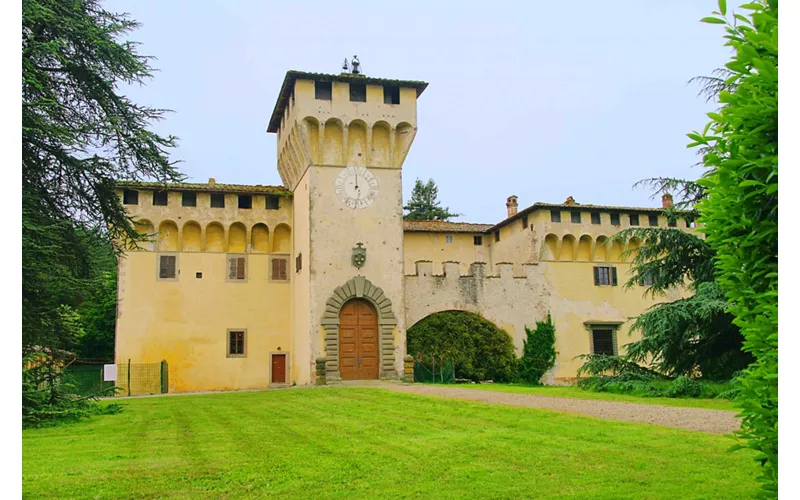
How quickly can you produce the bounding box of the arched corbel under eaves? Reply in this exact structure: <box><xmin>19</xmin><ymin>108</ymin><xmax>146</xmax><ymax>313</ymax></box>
<box><xmin>320</xmin><ymin>276</ymin><xmax>398</xmax><ymax>381</ymax></box>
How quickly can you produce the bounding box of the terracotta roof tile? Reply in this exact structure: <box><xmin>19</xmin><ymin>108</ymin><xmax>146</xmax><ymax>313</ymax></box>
<box><xmin>117</xmin><ymin>181</ymin><xmax>292</xmax><ymax>197</ymax></box>
<box><xmin>403</xmin><ymin>220</ymin><xmax>493</xmax><ymax>233</ymax></box>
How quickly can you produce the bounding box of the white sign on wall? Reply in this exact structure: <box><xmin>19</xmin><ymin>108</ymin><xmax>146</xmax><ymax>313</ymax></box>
<box><xmin>103</xmin><ymin>364</ymin><xmax>118</xmax><ymax>382</ymax></box>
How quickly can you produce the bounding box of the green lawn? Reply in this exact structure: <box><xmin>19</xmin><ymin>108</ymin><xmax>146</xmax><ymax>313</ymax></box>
<box><xmin>23</xmin><ymin>388</ymin><xmax>757</xmax><ymax>499</ymax></box>
<box><xmin>444</xmin><ymin>383</ymin><xmax>738</xmax><ymax>411</ymax></box>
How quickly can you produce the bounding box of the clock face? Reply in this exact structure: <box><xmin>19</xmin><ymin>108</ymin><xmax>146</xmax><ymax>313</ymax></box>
<box><xmin>334</xmin><ymin>166</ymin><xmax>379</xmax><ymax>209</ymax></box>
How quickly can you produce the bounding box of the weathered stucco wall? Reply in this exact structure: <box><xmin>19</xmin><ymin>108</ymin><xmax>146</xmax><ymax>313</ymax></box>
<box><xmin>291</xmin><ymin>171</ymin><xmax>312</xmax><ymax>384</ymax></box>
<box><xmin>116</xmin><ymin>252</ymin><xmax>292</xmax><ymax>392</ymax></box>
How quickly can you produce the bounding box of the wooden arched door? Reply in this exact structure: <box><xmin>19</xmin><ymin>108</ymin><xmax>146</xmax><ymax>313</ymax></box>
<box><xmin>339</xmin><ymin>299</ymin><xmax>379</xmax><ymax>380</ymax></box>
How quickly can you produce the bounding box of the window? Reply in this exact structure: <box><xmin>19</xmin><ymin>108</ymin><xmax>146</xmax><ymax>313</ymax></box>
<box><xmin>315</xmin><ymin>81</ymin><xmax>332</xmax><ymax>100</ymax></box>
<box><xmin>648</xmin><ymin>214</ymin><xmax>659</xmax><ymax>227</ymax></box>
<box><xmin>494</xmin><ymin>231</ymin><xmax>500</xmax><ymax>242</ymax></box>
<box><xmin>610</xmin><ymin>213</ymin><xmax>620</xmax><ymax>226</ymax></box>
<box><xmin>123</xmin><ymin>189</ymin><xmax>139</xmax><ymax>205</ymax></box>
<box><xmin>686</xmin><ymin>218</ymin><xmax>695</xmax><ymax>228</ymax></box>
<box><xmin>266</xmin><ymin>194</ymin><xmax>280</xmax><ymax>210</ymax></box>
<box><xmin>629</xmin><ymin>214</ymin><xmax>640</xmax><ymax>226</ymax></box>
<box><xmin>270</xmin><ymin>256</ymin><xmax>289</xmax><ymax>282</ymax></box>
<box><xmin>591</xmin><ymin>329</ymin><xmax>616</xmax><ymax>356</ymax></box>
<box><xmin>182</xmin><ymin>192</ymin><xmax>196</xmax><ymax>207</ymax></box>
<box><xmin>445</xmin><ymin>235</ymin><xmax>453</xmax><ymax>244</ymax></box>
<box><xmin>668</xmin><ymin>218</ymin><xmax>677</xmax><ymax>228</ymax></box>
<box><xmin>227</xmin><ymin>255</ymin><xmax>247</xmax><ymax>281</ymax></box>
<box><xmin>349</xmin><ymin>83</ymin><xmax>366</xmax><ymax>102</ymax></box>
<box><xmin>550</xmin><ymin>210</ymin><xmax>561</xmax><ymax>223</ymax></box>
<box><xmin>571</xmin><ymin>211</ymin><xmax>581</xmax><ymax>224</ymax></box>
<box><xmin>196</xmin><ymin>272</ymin><xmax>203</xmax><ymax>279</ymax></box>
<box><xmin>474</xmin><ymin>235</ymin><xmax>483</xmax><ymax>246</ymax></box>
<box><xmin>593</xmin><ymin>266</ymin><xmax>618</xmax><ymax>286</ymax></box>
<box><xmin>238</xmin><ymin>195</ymin><xmax>252</xmax><ymax>209</ymax></box>
<box><xmin>158</xmin><ymin>255</ymin><xmax>177</xmax><ymax>280</ymax></box>
<box><xmin>591</xmin><ymin>212</ymin><xmax>601</xmax><ymax>225</ymax></box>
<box><xmin>211</xmin><ymin>193</ymin><xmax>225</xmax><ymax>208</ymax></box>
<box><xmin>383</xmin><ymin>85</ymin><xmax>400</xmax><ymax>105</ymax></box>
<box><xmin>522</xmin><ymin>215</ymin><xmax>528</xmax><ymax>229</ymax></box>
<box><xmin>296</xmin><ymin>253</ymin><xmax>302</xmax><ymax>273</ymax></box>
<box><xmin>640</xmin><ymin>272</ymin><xmax>654</xmax><ymax>287</ymax></box>
<box><xmin>152</xmin><ymin>191</ymin><xmax>168</xmax><ymax>206</ymax></box>
<box><xmin>227</xmin><ymin>330</ymin><xmax>246</xmax><ymax>358</ymax></box>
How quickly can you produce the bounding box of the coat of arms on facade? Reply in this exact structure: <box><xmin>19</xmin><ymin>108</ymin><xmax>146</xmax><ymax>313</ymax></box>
<box><xmin>352</xmin><ymin>242</ymin><xmax>366</xmax><ymax>269</ymax></box>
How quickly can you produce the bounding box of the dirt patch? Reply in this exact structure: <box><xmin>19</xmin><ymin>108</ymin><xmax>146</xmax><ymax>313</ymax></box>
<box><xmin>380</xmin><ymin>384</ymin><xmax>741</xmax><ymax>434</ymax></box>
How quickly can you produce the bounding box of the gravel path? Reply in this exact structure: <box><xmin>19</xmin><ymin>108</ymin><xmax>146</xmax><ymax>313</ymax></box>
<box><xmin>380</xmin><ymin>384</ymin><xmax>741</xmax><ymax>434</ymax></box>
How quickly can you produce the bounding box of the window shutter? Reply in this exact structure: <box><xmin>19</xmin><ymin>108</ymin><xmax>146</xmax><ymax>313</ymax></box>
<box><xmin>237</xmin><ymin>257</ymin><xmax>246</xmax><ymax>280</ymax></box>
<box><xmin>279</xmin><ymin>259</ymin><xmax>287</xmax><ymax>280</ymax></box>
<box><xmin>229</xmin><ymin>257</ymin><xmax>237</xmax><ymax>280</ymax></box>
<box><xmin>272</xmin><ymin>258</ymin><xmax>279</xmax><ymax>280</ymax></box>
<box><xmin>593</xmin><ymin>266</ymin><xmax>600</xmax><ymax>286</ymax></box>
<box><xmin>611</xmin><ymin>267</ymin><xmax>618</xmax><ymax>286</ymax></box>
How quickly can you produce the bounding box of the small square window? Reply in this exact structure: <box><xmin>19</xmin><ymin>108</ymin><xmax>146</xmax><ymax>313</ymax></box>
<box><xmin>593</xmin><ymin>266</ymin><xmax>617</xmax><ymax>286</ymax></box>
<box><xmin>315</xmin><ymin>81</ymin><xmax>332</xmax><ymax>100</ymax></box>
<box><xmin>668</xmin><ymin>218</ymin><xmax>677</xmax><ymax>228</ymax></box>
<box><xmin>123</xmin><ymin>189</ymin><xmax>139</xmax><ymax>205</ymax></box>
<box><xmin>271</xmin><ymin>256</ymin><xmax>289</xmax><ymax>282</ymax></box>
<box><xmin>227</xmin><ymin>255</ymin><xmax>247</xmax><ymax>281</ymax></box>
<box><xmin>152</xmin><ymin>191</ymin><xmax>168</xmax><ymax>206</ymax></box>
<box><xmin>227</xmin><ymin>330</ymin><xmax>246</xmax><ymax>357</ymax></box>
<box><xmin>550</xmin><ymin>210</ymin><xmax>561</xmax><ymax>223</ymax></box>
<box><xmin>474</xmin><ymin>235</ymin><xmax>483</xmax><ymax>246</ymax></box>
<box><xmin>349</xmin><ymin>83</ymin><xmax>366</xmax><ymax>102</ymax></box>
<box><xmin>211</xmin><ymin>193</ymin><xmax>225</xmax><ymax>208</ymax></box>
<box><xmin>182</xmin><ymin>192</ymin><xmax>196</xmax><ymax>207</ymax></box>
<box><xmin>445</xmin><ymin>235</ymin><xmax>454</xmax><ymax>244</ymax></box>
<box><xmin>571</xmin><ymin>211</ymin><xmax>581</xmax><ymax>224</ymax></box>
<box><xmin>640</xmin><ymin>272</ymin><xmax>654</xmax><ymax>287</ymax></box>
<box><xmin>610</xmin><ymin>213</ymin><xmax>620</xmax><ymax>226</ymax></box>
<box><xmin>522</xmin><ymin>216</ymin><xmax>528</xmax><ymax>229</ymax></box>
<box><xmin>648</xmin><ymin>214</ymin><xmax>659</xmax><ymax>227</ymax></box>
<box><xmin>629</xmin><ymin>214</ymin><xmax>640</xmax><ymax>226</ymax></box>
<box><xmin>383</xmin><ymin>85</ymin><xmax>400</xmax><ymax>105</ymax></box>
<box><xmin>591</xmin><ymin>329</ymin><xmax>615</xmax><ymax>356</ymax></box>
<box><xmin>591</xmin><ymin>212</ymin><xmax>601</xmax><ymax>225</ymax></box>
<box><xmin>686</xmin><ymin>218</ymin><xmax>695</xmax><ymax>228</ymax></box>
<box><xmin>266</xmin><ymin>194</ymin><xmax>280</xmax><ymax>210</ymax></box>
<box><xmin>494</xmin><ymin>231</ymin><xmax>500</xmax><ymax>242</ymax></box>
<box><xmin>196</xmin><ymin>272</ymin><xmax>203</xmax><ymax>279</ymax></box>
<box><xmin>158</xmin><ymin>255</ymin><xmax>177</xmax><ymax>280</ymax></box>
<box><xmin>238</xmin><ymin>195</ymin><xmax>252</xmax><ymax>209</ymax></box>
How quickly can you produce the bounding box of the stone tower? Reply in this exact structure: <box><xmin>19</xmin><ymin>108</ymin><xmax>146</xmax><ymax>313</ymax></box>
<box><xmin>267</xmin><ymin>69</ymin><xmax>428</xmax><ymax>384</ymax></box>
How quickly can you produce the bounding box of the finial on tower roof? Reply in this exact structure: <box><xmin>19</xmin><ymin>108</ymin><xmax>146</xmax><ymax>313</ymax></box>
<box><xmin>351</xmin><ymin>55</ymin><xmax>361</xmax><ymax>75</ymax></box>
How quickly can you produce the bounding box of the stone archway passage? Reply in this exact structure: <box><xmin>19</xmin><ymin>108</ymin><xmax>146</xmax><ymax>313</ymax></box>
<box><xmin>339</xmin><ymin>299</ymin><xmax>379</xmax><ymax>380</ymax></box>
<box><xmin>321</xmin><ymin>276</ymin><xmax>398</xmax><ymax>381</ymax></box>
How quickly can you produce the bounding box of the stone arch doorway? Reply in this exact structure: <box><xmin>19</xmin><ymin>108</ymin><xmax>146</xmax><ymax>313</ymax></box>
<box><xmin>339</xmin><ymin>299</ymin><xmax>379</xmax><ymax>380</ymax></box>
<box><xmin>321</xmin><ymin>276</ymin><xmax>398</xmax><ymax>381</ymax></box>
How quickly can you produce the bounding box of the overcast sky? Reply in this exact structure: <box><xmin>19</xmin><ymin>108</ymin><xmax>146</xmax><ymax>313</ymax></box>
<box><xmin>107</xmin><ymin>0</ymin><xmax>729</xmax><ymax>223</ymax></box>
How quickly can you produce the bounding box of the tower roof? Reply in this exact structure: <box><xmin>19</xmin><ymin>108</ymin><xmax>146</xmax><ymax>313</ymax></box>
<box><xmin>266</xmin><ymin>70</ymin><xmax>429</xmax><ymax>133</ymax></box>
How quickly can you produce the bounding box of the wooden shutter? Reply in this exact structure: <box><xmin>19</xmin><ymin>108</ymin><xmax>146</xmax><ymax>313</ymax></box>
<box><xmin>160</xmin><ymin>255</ymin><xmax>175</xmax><ymax>279</ymax></box>
<box><xmin>236</xmin><ymin>257</ymin><xmax>246</xmax><ymax>280</ymax></box>
<box><xmin>228</xmin><ymin>257</ymin><xmax>237</xmax><ymax>280</ymax></box>
<box><xmin>611</xmin><ymin>267</ymin><xmax>618</xmax><ymax>286</ymax></box>
<box><xmin>279</xmin><ymin>259</ymin><xmax>287</xmax><ymax>280</ymax></box>
<box><xmin>593</xmin><ymin>266</ymin><xmax>600</xmax><ymax>286</ymax></box>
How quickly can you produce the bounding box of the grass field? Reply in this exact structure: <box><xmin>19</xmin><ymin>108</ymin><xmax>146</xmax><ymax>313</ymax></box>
<box><xmin>23</xmin><ymin>388</ymin><xmax>757</xmax><ymax>499</ymax></box>
<box><xmin>445</xmin><ymin>383</ymin><xmax>738</xmax><ymax>411</ymax></box>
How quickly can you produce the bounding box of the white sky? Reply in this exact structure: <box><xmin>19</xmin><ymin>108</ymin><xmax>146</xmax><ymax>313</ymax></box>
<box><xmin>107</xmin><ymin>0</ymin><xmax>731</xmax><ymax>223</ymax></box>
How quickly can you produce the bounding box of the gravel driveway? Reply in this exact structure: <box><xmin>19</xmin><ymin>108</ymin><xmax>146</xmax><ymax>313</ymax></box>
<box><xmin>380</xmin><ymin>384</ymin><xmax>741</xmax><ymax>434</ymax></box>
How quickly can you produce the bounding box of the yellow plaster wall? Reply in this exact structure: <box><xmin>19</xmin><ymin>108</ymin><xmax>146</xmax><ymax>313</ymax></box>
<box><xmin>115</xmin><ymin>252</ymin><xmax>292</xmax><ymax>392</ymax></box>
<box><xmin>403</xmin><ymin>232</ymin><xmax>488</xmax><ymax>275</ymax></box>
<box><xmin>291</xmin><ymin>171</ymin><xmax>312</xmax><ymax>384</ymax></box>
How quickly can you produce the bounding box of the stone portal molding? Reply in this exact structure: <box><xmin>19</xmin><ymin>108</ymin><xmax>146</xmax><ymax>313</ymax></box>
<box><xmin>321</xmin><ymin>276</ymin><xmax>398</xmax><ymax>381</ymax></box>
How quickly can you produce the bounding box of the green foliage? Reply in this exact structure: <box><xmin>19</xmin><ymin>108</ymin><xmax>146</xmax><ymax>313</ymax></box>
<box><xmin>22</xmin><ymin>0</ymin><xmax>179</xmax><ymax>424</ymax></box>
<box><xmin>517</xmin><ymin>314</ymin><xmax>557</xmax><ymax>384</ymax></box>
<box><xmin>23</xmin><ymin>353</ymin><xmax>121</xmax><ymax>428</ymax></box>
<box><xmin>403</xmin><ymin>178</ymin><xmax>460</xmax><ymax>221</ymax></box>
<box><xmin>663</xmin><ymin>376</ymin><xmax>704</xmax><ymax>398</ymax></box>
<box><xmin>407</xmin><ymin>311</ymin><xmax>517</xmax><ymax>382</ymax></box>
<box><xmin>690</xmin><ymin>1</ymin><xmax>778</xmax><ymax>494</ymax></box>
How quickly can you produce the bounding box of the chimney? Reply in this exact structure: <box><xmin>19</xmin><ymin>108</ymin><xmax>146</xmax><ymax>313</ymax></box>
<box><xmin>662</xmin><ymin>193</ymin><xmax>673</xmax><ymax>209</ymax></box>
<box><xmin>208</xmin><ymin>178</ymin><xmax>216</xmax><ymax>185</ymax></box>
<box><xmin>506</xmin><ymin>195</ymin><xmax>519</xmax><ymax>218</ymax></box>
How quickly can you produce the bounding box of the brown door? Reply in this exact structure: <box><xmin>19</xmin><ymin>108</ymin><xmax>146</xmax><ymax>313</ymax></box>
<box><xmin>271</xmin><ymin>354</ymin><xmax>286</xmax><ymax>384</ymax></box>
<box><xmin>339</xmin><ymin>299</ymin><xmax>380</xmax><ymax>380</ymax></box>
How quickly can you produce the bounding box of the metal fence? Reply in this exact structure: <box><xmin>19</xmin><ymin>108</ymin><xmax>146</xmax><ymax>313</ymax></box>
<box><xmin>64</xmin><ymin>360</ymin><xmax>168</xmax><ymax>397</ymax></box>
